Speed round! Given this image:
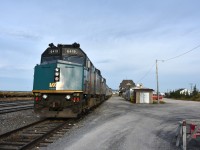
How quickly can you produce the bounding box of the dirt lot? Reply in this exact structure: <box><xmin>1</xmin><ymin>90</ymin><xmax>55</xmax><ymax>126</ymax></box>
<box><xmin>48</xmin><ymin>96</ymin><xmax>200</xmax><ymax>150</ymax></box>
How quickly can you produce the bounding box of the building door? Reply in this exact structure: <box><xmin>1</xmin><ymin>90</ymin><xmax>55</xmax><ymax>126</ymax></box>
<box><xmin>140</xmin><ymin>92</ymin><xmax>149</xmax><ymax>103</ymax></box>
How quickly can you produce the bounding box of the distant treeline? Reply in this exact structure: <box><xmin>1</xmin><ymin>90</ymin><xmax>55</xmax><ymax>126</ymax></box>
<box><xmin>0</xmin><ymin>91</ymin><xmax>33</xmax><ymax>98</ymax></box>
<box><xmin>165</xmin><ymin>85</ymin><xmax>200</xmax><ymax>101</ymax></box>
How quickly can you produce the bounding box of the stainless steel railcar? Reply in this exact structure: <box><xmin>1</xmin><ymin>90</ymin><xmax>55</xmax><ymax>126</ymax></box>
<box><xmin>32</xmin><ymin>43</ymin><xmax>112</xmax><ymax>118</ymax></box>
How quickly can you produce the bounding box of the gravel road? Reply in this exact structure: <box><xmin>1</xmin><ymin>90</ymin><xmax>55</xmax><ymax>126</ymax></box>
<box><xmin>48</xmin><ymin>96</ymin><xmax>200</xmax><ymax>150</ymax></box>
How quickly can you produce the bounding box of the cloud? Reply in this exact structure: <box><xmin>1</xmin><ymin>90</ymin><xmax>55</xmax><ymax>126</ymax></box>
<box><xmin>96</xmin><ymin>59</ymin><xmax>113</xmax><ymax>64</ymax></box>
<box><xmin>0</xmin><ymin>28</ymin><xmax>41</xmax><ymax>40</ymax></box>
<box><xmin>0</xmin><ymin>0</ymin><xmax>200</xmax><ymax>92</ymax></box>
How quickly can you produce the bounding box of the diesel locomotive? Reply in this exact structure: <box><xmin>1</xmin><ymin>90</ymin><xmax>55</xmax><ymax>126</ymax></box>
<box><xmin>32</xmin><ymin>43</ymin><xmax>112</xmax><ymax>118</ymax></box>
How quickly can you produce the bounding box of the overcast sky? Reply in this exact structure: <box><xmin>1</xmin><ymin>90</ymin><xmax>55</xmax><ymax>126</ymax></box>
<box><xmin>0</xmin><ymin>0</ymin><xmax>200</xmax><ymax>92</ymax></box>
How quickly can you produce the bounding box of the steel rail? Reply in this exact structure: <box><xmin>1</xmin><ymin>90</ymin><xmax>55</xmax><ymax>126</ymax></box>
<box><xmin>0</xmin><ymin>119</ymin><xmax>72</xmax><ymax>150</ymax></box>
<box><xmin>0</xmin><ymin>101</ymin><xmax>33</xmax><ymax>107</ymax></box>
<box><xmin>19</xmin><ymin>121</ymin><xmax>68</xmax><ymax>150</ymax></box>
<box><xmin>0</xmin><ymin>119</ymin><xmax>47</xmax><ymax>139</ymax></box>
<box><xmin>0</xmin><ymin>105</ymin><xmax>33</xmax><ymax>114</ymax></box>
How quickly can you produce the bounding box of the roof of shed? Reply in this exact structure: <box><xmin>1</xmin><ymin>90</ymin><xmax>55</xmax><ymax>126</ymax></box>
<box><xmin>132</xmin><ymin>87</ymin><xmax>154</xmax><ymax>91</ymax></box>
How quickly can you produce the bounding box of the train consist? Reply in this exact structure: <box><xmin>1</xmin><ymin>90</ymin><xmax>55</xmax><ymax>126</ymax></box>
<box><xmin>32</xmin><ymin>43</ymin><xmax>112</xmax><ymax>118</ymax></box>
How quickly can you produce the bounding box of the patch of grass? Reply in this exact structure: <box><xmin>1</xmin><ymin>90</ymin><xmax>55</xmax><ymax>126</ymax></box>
<box><xmin>153</xmin><ymin>101</ymin><xmax>158</xmax><ymax>104</ymax></box>
<box><xmin>153</xmin><ymin>100</ymin><xmax>166</xmax><ymax>104</ymax></box>
<box><xmin>159</xmin><ymin>101</ymin><xmax>166</xmax><ymax>104</ymax></box>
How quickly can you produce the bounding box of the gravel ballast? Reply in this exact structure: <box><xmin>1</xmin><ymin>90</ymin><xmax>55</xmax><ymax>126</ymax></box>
<box><xmin>0</xmin><ymin>109</ymin><xmax>41</xmax><ymax>135</ymax></box>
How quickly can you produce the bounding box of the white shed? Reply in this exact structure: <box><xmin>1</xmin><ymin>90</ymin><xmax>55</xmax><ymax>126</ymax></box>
<box><xmin>131</xmin><ymin>88</ymin><xmax>154</xmax><ymax>104</ymax></box>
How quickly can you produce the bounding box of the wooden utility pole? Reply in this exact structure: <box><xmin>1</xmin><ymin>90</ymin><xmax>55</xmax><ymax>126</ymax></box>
<box><xmin>156</xmin><ymin>60</ymin><xmax>160</xmax><ymax>103</ymax></box>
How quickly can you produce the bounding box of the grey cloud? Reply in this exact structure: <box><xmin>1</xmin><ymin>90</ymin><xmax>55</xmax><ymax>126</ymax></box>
<box><xmin>0</xmin><ymin>28</ymin><xmax>41</xmax><ymax>40</ymax></box>
<box><xmin>96</xmin><ymin>59</ymin><xmax>113</xmax><ymax>64</ymax></box>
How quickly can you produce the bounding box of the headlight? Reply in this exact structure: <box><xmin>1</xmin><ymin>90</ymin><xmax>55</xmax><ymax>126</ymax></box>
<box><xmin>54</xmin><ymin>68</ymin><xmax>60</xmax><ymax>82</ymax></box>
<box><xmin>55</xmin><ymin>68</ymin><xmax>60</xmax><ymax>72</ymax></box>
<box><xmin>65</xmin><ymin>95</ymin><xmax>71</xmax><ymax>100</ymax></box>
<box><xmin>55</xmin><ymin>72</ymin><xmax>59</xmax><ymax>76</ymax></box>
<box><xmin>55</xmin><ymin>77</ymin><xmax>59</xmax><ymax>81</ymax></box>
<box><xmin>42</xmin><ymin>94</ymin><xmax>48</xmax><ymax>99</ymax></box>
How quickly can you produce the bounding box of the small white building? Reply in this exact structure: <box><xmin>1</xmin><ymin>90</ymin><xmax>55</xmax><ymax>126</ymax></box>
<box><xmin>129</xmin><ymin>86</ymin><xmax>154</xmax><ymax>104</ymax></box>
<box><xmin>134</xmin><ymin>88</ymin><xmax>154</xmax><ymax>103</ymax></box>
<box><xmin>180</xmin><ymin>89</ymin><xmax>191</xmax><ymax>95</ymax></box>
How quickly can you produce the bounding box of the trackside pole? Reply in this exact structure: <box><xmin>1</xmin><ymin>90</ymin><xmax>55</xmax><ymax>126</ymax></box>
<box><xmin>176</xmin><ymin>119</ymin><xmax>200</xmax><ymax>149</ymax></box>
<box><xmin>156</xmin><ymin>60</ymin><xmax>160</xmax><ymax>104</ymax></box>
<box><xmin>176</xmin><ymin>122</ymin><xmax>182</xmax><ymax>147</ymax></box>
<box><xmin>182</xmin><ymin>120</ymin><xmax>186</xmax><ymax>150</ymax></box>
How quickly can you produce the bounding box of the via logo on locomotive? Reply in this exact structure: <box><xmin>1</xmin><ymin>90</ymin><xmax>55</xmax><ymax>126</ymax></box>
<box><xmin>49</xmin><ymin>82</ymin><xmax>56</xmax><ymax>88</ymax></box>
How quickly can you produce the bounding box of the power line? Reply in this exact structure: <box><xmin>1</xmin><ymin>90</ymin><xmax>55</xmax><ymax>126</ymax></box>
<box><xmin>155</xmin><ymin>44</ymin><xmax>200</xmax><ymax>95</ymax></box>
<box><xmin>137</xmin><ymin>44</ymin><xmax>200</xmax><ymax>82</ymax></box>
<box><xmin>163</xmin><ymin>44</ymin><xmax>200</xmax><ymax>62</ymax></box>
<box><xmin>137</xmin><ymin>62</ymin><xmax>156</xmax><ymax>83</ymax></box>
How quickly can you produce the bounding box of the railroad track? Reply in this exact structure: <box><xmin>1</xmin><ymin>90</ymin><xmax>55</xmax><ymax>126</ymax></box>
<box><xmin>0</xmin><ymin>101</ymin><xmax>33</xmax><ymax>114</ymax></box>
<box><xmin>0</xmin><ymin>101</ymin><xmax>33</xmax><ymax>106</ymax></box>
<box><xmin>0</xmin><ymin>118</ymin><xmax>79</xmax><ymax>150</ymax></box>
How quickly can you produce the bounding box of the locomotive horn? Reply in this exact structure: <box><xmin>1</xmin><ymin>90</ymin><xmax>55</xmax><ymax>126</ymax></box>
<box><xmin>49</xmin><ymin>43</ymin><xmax>55</xmax><ymax>48</ymax></box>
<box><xmin>72</xmin><ymin>42</ymin><xmax>80</xmax><ymax>48</ymax></box>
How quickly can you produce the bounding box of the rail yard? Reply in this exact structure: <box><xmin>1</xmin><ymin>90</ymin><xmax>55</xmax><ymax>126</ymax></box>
<box><xmin>0</xmin><ymin>96</ymin><xmax>200</xmax><ymax>149</ymax></box>
<box><xmin>0</xmin><ymin>101</ymin><xmax>33</xmax><ymax>114</ymax></box>
<box><xmin>0</xmin><ymin>96</ymin><xmax>107</xmax><ymax>149</ymax></box>
<box><xmin>1</xmin><ymin>42</ymin><xmax>113</xmax><ymax>149</ymax></box>
<box><xmin>1</xmin><ymin>0</ymin><xmax>200</xmax><ymax>149</ymax></box>
<box><xmin>0</xmin><ymin>42</ymin><xmax>199</xmax><ymax>150</ymax></box>
<box><xmin>0</xmin><ymin>119</ymin><xmax>80</xmax><ymax>149</ymax></box>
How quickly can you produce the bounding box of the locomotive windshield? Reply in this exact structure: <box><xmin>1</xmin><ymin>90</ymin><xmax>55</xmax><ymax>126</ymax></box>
<box><xmin>63</xmin><ymin>56</ymin><xmax>84</xmax><ymax>65</ymax></box>
<box><xmin>40</xmin><ymin>43</ymin><xmax>86</xmax><ymax>66</ymax></box>
<box><xmin>41</xmin><ymin>56</ymin><xmax>61</xmax><ymax>64</ymax></box>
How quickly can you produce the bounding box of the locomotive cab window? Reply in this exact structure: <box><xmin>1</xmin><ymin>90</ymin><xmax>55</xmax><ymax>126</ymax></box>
<box><xmin>63</xmin><ymin>56</ymin><xmax>85</xmax><ymax>65</ymax></box>
<box><xmin>41</xmin><ymin>56</ymin><xmax>61</xmax><ymax>64</ymax></box>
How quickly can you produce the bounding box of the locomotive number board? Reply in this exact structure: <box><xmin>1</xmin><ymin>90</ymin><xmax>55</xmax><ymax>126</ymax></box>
<box><xmin>62</xmin><ymin>48</ymin><xmax>84</xmax><ymax>56</ymax></box>
<box><xmin>48</xmin><ymin>49</ymin><xmax>60</xmax><ymax>55</ymax></box>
